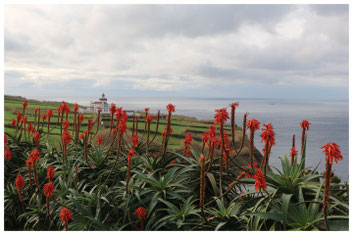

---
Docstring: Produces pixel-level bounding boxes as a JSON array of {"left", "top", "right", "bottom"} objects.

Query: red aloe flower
[
  {"left": 97, "top": 136, "right": 103, "bottom": 145},
  {"left": 44, "top": 181, "right": 55, "bottom": 215},
  {"left": 253, "top": 168, "right": 267, "bottom": 192},
  {"left": 62, "top": 130, "right": 71, "bottom": 159},
  {"left": 110, "top": 104, "right": 117, "bottom": 115},
  {"left": 135, "top": 206, "right": 147, "bottom": 230},
  {"left": 11, "top": 118, "right": 16, "bottom": 126},
  {"left": 42, "top": 113, "right": 47, "bottom": 122},
  {"left": 16, "top": 112, "right": 22, "bottom": 122},
  {"left": 109, "top": 104, "right": 117, "bottom": 130},
  {"left": 63, "top": 120, "right": 70, "bottom": 129},
  {"left": 161, "top": 104, "right": 176, "bottom": 155},
  {"left": 135, "top": 206, "right": 147, "bottom": 220},
  {"left": 80, "top": 134, "right": 85, "bottom": 140},
  {"left": 201, "top": 132, "right": 208, "bottom": 154},
  {"left": 128, "top": 148, "right": 137, "bottom": 160},
  {"left": 201, "top": 132, "right": 208, "bottom": 144},
  {"left": 79, "top": 113, "right": 84, "bottom": 123},
  {"left": 115, "top": 107, "right": 123, "bottom": 121},
  {"left": 29, "top": 149, "right": 40, "bottom": 162},
  {"left": 321, "top": 142, "right": 343, "bottom": 229},
  {"left": 87, "top": 119, "right": 93, "bottom": 132},
  {"left": 300, "top": 120, "right": 311, "bottom": 155},
  {"left": 22, "top": 100, "right": 28, "bottom": 109},
  {"left": 29, "top": 149, "right": 40, "bottom": 187},
  {"left": 184, "top": 133, "right": 193, "bottom": 146},
  {"left": 214, "top": 108, "right": 229, "bottom": 125},
  {"left": 62, "top": 130, "right": 71, "bottom": 145},
  {"left": 47, "top": 165, "right": 55, "bottom": 181},
  {"left": 229, "top": 102, "right": 239, "bottom": 144},
  {"left": 27, "top": 122, "right": 33, "bottom": 132},
  {"left": 247, "top": 119, "right": 260, "bottom": 131},
  {"left": 15, "top": 174, "right": 25, "bottom": 202},
  {"left": 47, "top": 109, "right": 53, "bottom": 118},
  {"left": 230, "top": 102, "right": 239, "bottom": 109},
  {"left": 246, "top": 119, "right": 260, "bottom": 166},
  {"left": 321, "top": 142, "right": 343, "bottom": 164},
  {"left": 15, "top": 174, "right": 24, "bottom": 190},
  {"left": 259, "top": 123, "right": 275, "bottom": 170},
  {"left": 118, "top": 120, "right": 127, "bottom": 135},
  {"left": 184, "top": 148, "right": 191, "bottom": 157},
  {"left": 300, "top": 120, "right": 310, "bottom": 130},
  {"left": 5, "top": 147, "right": 12, "bottom": 161},
  {"left": 290, "top": 147, "right": 298, "bottom": 164},
  {"left": 44, "top": 181, "right": 55, "bottom": 198},
  {"left": 74, "top": 103, "right": 79, "bottom": 111},
  {"left": 167, "top": 104, "right": 175, "bottom": 113},
  {"left": 33, "top": 132, "right": 40, "bottom": 149},
  {"left": 131, "top": 134, "right": 139, "bottom": 147},
  {"left": 146, "top": 115, "right": 153, "bottom": 123},
  {"left": 59, "top": 207, "right": 73, "bottom": 231},
  {"left": 64, "top": 107, "right": 71, "bottom": 115},
  {"left": 183, "top": 133, "right": 193, "bottom": 157}
]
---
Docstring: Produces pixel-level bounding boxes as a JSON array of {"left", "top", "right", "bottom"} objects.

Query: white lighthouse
[{"left": 88, "top": 93, "right": 110, "bottom": 113}]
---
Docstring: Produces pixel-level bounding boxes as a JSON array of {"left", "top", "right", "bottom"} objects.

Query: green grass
[{"left": 4, "top": 95, "right": 234, "bottom": 150}]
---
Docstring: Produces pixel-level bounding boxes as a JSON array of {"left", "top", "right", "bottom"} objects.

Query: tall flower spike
[
  {"left": 47, "top": 165, "right": 55, "bottom": 181},
  {"left": 131, "top": 134, "right": 139, "bottom": 147},
  {"left": 184, "top": 133, "right": 193, "bottom": 157},
  {"left": 97, "top": 136, "right": 103, "bottom": 145},
  {"left": 229, "top": 102, "right": 239, "bottom": 145},
  {"left": 59, "top": 207, "right": 73, "bottom": 231},
  {"left": 300, "top": 120, "right": 311, "bottom": 155},
  {"left": 247, "top": 119, "right": 260, "bottom": 166},
  {"left": 259, "top": 123, "right": 275, "bottom": 171},
  {"left": 321, "top": 142, "right": 343, "bottom": 230},
  {"left": 5, "top": 147, "right": 12, "bottom": 161},
  {"left": 15, "top": 174, "right": 25, "bottom": 202},
  {"left": 214, "top": 108, "right": 229, "bottom": 125},
  {"left": 167, "top": 104, "right": 175, "bottom": 113},
  {"left": 135, "top": 207, "right": 147, "bottom": 230},
  {"left": 44, "top": 181, "right": 55, "bottom": 215},
  {"left": 33, "top": 132, "right": 41, "bottom": 149},
  {"left": 253, "top": 168, "right": 267, "bottom": 192},
  {"left": 162, "top": 104, "right": 175, "bottom": 155}
]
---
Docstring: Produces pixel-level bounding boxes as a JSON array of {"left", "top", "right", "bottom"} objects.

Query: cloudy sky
[{"left": 4, "top": 4, "right": 349, "bottom": 100}]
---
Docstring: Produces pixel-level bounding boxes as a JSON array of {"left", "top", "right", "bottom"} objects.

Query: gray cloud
[{"left": 4, "top": 4, "right": 349, "bottom": 99}]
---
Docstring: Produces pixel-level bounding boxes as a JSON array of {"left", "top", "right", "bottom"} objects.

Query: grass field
[{"left": 4, "top": 95, "right": 237, "bottom": 150}]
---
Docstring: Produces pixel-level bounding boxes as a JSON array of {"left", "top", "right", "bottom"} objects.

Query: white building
[{"left": 87, "top": 93, "right": 110, "bottom": 113}]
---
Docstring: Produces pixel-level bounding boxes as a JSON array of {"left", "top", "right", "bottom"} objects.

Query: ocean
[{"left": 30, "top": 95, "right": 349, "bottom": 182}]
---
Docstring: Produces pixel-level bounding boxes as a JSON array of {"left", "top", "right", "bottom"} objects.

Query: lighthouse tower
[{"left": 88, "top": 93, "right": 110, "bottom": 113}]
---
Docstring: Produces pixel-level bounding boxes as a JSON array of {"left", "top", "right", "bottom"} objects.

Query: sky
[{"left": 4, "top": 4, "right": 349, "bottom": 100}]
